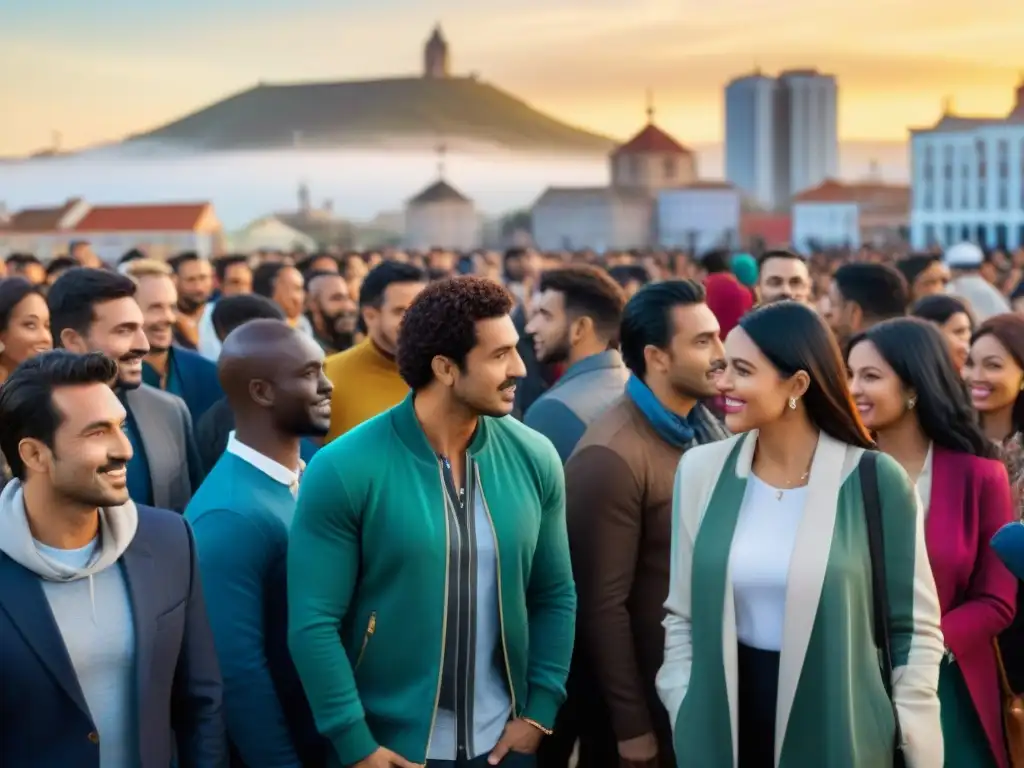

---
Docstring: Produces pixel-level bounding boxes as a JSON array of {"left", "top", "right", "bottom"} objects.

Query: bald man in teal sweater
[{"left": 185, "top": 320, "right": 334, "bottom": 767}]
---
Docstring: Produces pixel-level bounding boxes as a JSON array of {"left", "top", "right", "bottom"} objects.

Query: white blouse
[{"left": 729, "top": 474, "right": 807, "bottom": 652}]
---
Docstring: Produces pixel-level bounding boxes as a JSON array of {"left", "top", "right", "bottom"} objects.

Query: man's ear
[{"left": 59, "top": 328, "right": 88, "bottom": 353}]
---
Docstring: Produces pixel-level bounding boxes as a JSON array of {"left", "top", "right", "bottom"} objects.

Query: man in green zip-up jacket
[{"left": 288, "top": 276, "right": 576, "bottom": 768}]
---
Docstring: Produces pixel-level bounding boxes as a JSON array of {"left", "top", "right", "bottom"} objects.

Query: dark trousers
[
  {"left": 737, "top": 643, "right": 779, "bottom": 768},
  {"left": 429, "top": 752, "right": 536, "bottom": 768},
  {"left": 536, "top": 655, "right": 619, "bottom": 768}
]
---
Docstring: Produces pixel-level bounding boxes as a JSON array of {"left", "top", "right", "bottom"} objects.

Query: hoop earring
[{"left": 789, "top": 397, "right": 797, "bottom": 410}]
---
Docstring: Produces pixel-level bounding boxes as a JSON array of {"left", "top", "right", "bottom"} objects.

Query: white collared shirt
[{"left": 226, "top": 431, "right": 304, "bottom": 497}]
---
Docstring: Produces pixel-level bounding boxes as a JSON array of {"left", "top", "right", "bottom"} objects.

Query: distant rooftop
[
  {"left": 73, "top": 203, "right": 210, "bottom": 232},
  {"left": 793, "top": 179, "right": 910, "bottom": 214},
  {"left": 779, "top": 68, "right": 833, "bottom": 79},
  {"left": 409, "top": 179, "right": 470, "bottom": 205},
  {"left": 913, "top": 79, "right": 1024, "bottom": 134},
  {"left": 5, "top": 198, "right": 82, "bottom": 232}
]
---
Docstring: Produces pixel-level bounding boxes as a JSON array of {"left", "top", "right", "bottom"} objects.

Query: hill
[{"left": 123, "top": 76, "right": 616, "bottom": 155}]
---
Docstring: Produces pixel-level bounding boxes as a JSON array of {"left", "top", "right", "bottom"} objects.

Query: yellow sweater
[{"left": 324, "top": 340, "right": 410, "bottom": 442}]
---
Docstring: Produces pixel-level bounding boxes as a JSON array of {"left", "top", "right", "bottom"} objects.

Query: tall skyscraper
[
  {"left": 725, "top": 68, "right": 839, "bottom": 210},
  {"left": 725, "top": 72, "right": 779, "bottom": 210}
]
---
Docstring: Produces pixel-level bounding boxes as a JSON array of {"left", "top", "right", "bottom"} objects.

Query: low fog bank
[{"left": 0, "top": 142, "right": 908, "bottom": 229}]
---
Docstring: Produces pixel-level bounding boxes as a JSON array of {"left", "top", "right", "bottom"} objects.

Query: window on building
[
  {"left": 943, "top": 186, "right": 953, "bottom": 210},
  {"left": 924, "top": 224, "right": 936, "bottom": 245},
  {"left": 923, "top": 184, "right": 934, "bottom": 210},
  {"left": 996, "top": 224, "right": 1009, "bottom": 250},
  {"left": 977, "top": 139, "right": 987, "bottom": 210},
  {"left": 999, "top": 184, "right": 1009, "bottom": 211},
  {"left": 1019, "top": 224, "right": 1024, "bottom": 249},
  {"left": 976, "top": 224, "right": 988, "bottom": 247},
  {"left": 944, "top": 224, "right": 955, "bottom": 245},
  {"left": 961, "top": 162, "right": 970, "bottom": 208},
  {"left": 663, "top": 156, "right": 677, "bottom": 179},
  {"left": 961, "top": 224, "right": 971, "bottom": 241},
  {"left": 998, "top": 140, "right": 1009, "bottom": 178}
]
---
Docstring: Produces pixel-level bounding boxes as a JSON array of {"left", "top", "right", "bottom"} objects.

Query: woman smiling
[
  {"left": 849, "top": 318, "right": 1016, "bottom": 768},
  {"left": 657, "top": 302, "right": 943, "bottom": 767}
]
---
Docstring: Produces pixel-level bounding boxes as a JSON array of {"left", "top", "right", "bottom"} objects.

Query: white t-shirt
[{"left": 730, "top": 474, "right": 807, "bottom": 651}]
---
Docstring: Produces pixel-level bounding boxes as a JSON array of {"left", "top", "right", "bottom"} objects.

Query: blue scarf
[{"left": 626, "top": 374, "right": 697, "bottom": 448}]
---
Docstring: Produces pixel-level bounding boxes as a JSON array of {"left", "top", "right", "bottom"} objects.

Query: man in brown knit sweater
[{"left": 564, "top": 280, "right": 728, "bottom": 768}]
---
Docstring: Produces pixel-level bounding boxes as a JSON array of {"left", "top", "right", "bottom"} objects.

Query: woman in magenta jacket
[{"left": 849, "top": 318, "right": 1016, "bottom": 767}]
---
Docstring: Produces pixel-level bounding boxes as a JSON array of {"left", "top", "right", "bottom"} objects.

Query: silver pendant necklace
[{"left": 775, "top": 469, "right": 810, "bottom": 501}]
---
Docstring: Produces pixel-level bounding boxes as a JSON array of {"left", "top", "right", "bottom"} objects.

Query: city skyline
[{"left": 1, "top": 0, "right": 1021, "bottom": 155}]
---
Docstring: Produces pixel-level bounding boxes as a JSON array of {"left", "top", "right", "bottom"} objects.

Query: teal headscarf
[{"left": 730, "top": 253, "right": 758, "bottom": 287}]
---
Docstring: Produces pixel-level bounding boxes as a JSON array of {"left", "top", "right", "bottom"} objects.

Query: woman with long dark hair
[
  {"left": 962, "top": 313, "right": 1024, "bottom": 710},
  {"left": 965, "top": 313, "right": 1024, "bottom": 462},
  {"left": 910, "top": 294, "right": 974, "bottom": 371},
  {"left": 0, "top": 277, "right": 52, "bottom": 489},
  {"left": 849, "top": 318, "right": 1015, "bottom": 768},
  {"left": 657, "top": 302, "right": 944, "bottom": 767},
  {"left": 0, "top": 277, "right": 52, "bottom": 386}
]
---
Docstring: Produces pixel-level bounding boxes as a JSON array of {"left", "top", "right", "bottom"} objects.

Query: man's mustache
[
  {"left": 120, "top": 349, "right": 148, "bottom": 362},
  {"left": 98, "top": 460, "right": 128, "bottom": 473}
]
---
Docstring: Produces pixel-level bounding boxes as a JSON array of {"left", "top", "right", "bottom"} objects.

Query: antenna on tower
[
  {"left": 645, "top": 89, "right": 655, "bottom": 123},
  {"left": 436, "top": 141, "right": 447, "bottom": 179},
  {"left": 942, "top": 94, "right": 954, "bottom": 115}
]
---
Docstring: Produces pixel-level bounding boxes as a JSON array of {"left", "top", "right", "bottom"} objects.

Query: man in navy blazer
[{"left": 0, "top": 350, "right": 226, "bottom": 767}]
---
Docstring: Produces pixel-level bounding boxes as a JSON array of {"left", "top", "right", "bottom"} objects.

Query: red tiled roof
[
  {"left": 613, "top": 123, "right": 691, "bottom": 156},
  {"left": 793, "top": 179, "right": 909, "bottom": 206},
  {"left": 680, "top": 180, "right": 734, "bottom": 190},
  {"left": 73, "top": 203, "right": 209, "bottom": 233},
  {"left": 7, "top": 197, "right": 83, "bottom": 232}
]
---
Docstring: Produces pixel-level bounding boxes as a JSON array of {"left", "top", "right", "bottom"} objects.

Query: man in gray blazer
[{"left": 48, "top": 268, "right": 202, "bottom": 512}]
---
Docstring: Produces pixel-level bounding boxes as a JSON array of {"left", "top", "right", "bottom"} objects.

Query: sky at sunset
[{"left": 1, "top": 0, "right": 1021, "bottom": 155}]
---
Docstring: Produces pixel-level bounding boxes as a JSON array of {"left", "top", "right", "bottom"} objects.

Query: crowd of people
[{"left": 0, "top": 237, "right": 1023, "bottom": 768}]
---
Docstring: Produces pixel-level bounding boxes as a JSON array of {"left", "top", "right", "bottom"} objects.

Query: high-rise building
[
  {"left": 725, "top": 72, "right": 778, "bottom": 210},
  {"left": 779, "top": 70, "right": 839, "bottom": 199},
  {"left": 725, "top": 68, "right": 838, "bottom": 210}
]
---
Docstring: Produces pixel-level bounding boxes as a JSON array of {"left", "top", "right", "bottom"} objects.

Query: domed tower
[{"left": 424, "top": 24, "right": 450, "bottom": 79}]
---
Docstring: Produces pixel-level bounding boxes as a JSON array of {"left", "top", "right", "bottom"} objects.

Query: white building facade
[
  {"left": 404, "top": 180, "right": 480, "bottom": 250},
  {"left": 231, "top": 216, "right": 318, "bottom": 253},
  {"left": 792, "top": 201, "right": 860, "bottom": 251},
  {"left": 910, "top": 83, "right": 1024, "bottom": 250},
  {"left": 724, "top": 69, "right": 838, "bottom": 209},
  {"left": 657, "top": 184, "right": 741, "bottom": 252},
  {"left": 532, "top": 188, "right": 651, "bottom": 252}
]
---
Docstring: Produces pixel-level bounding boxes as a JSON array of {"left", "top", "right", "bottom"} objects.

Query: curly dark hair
[{"left": 397, "top": 276, "right": 513, "bottom": 391}]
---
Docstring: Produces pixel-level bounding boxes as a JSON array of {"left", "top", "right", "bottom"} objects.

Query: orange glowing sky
[{"left": 0, "top": 0, "right": 1021, "bottom": 155}]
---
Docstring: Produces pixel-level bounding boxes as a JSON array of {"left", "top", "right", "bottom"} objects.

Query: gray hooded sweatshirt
[{"left": 0, "top": 480, "right": 140, "bottom": 767}]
